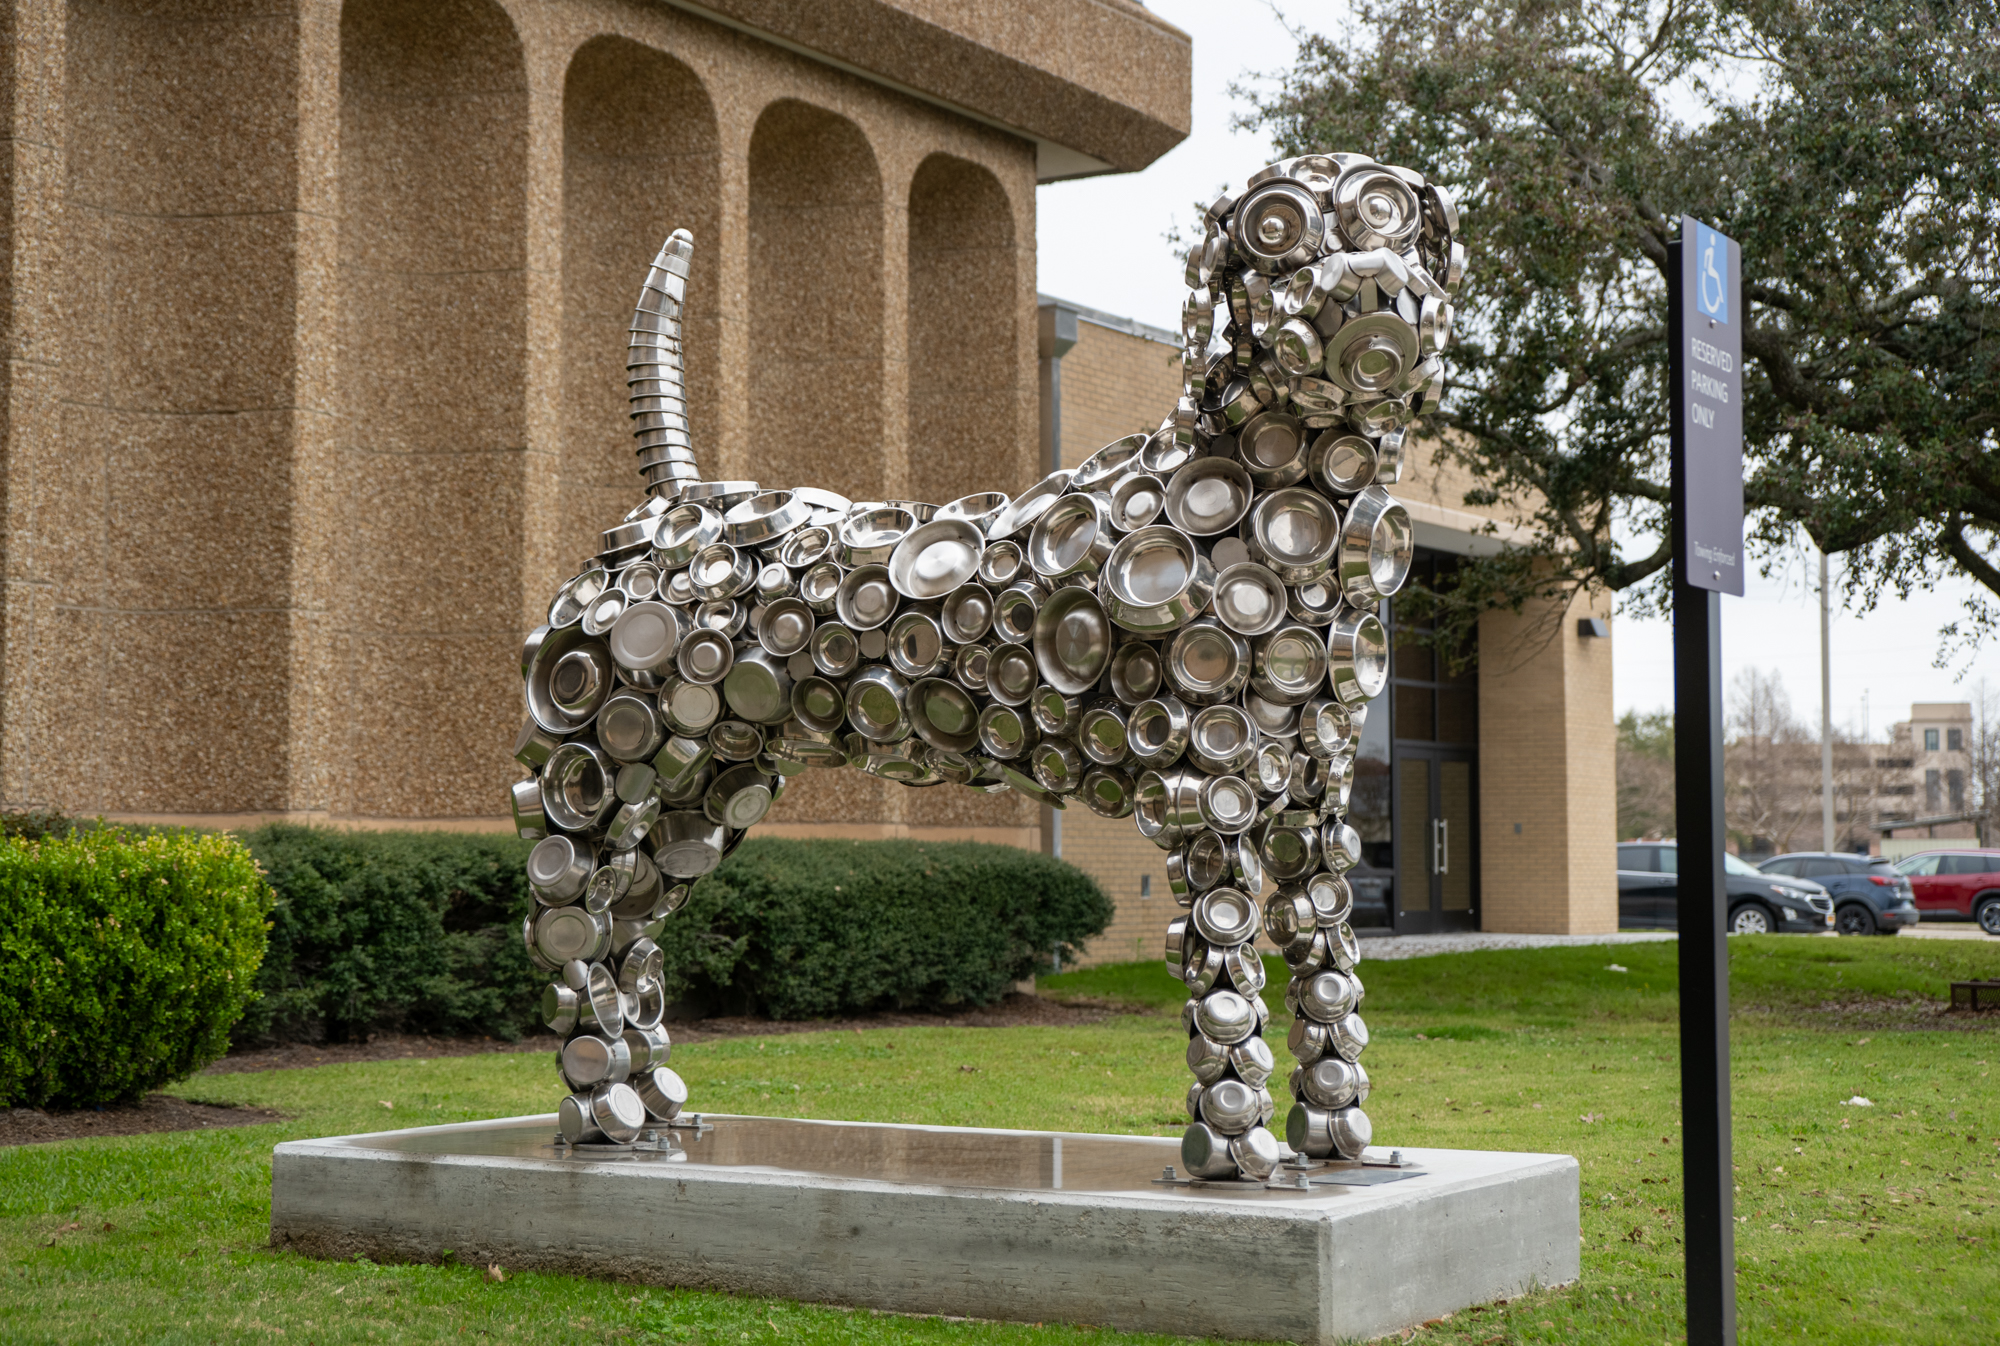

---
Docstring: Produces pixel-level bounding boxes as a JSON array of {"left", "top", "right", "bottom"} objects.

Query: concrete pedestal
[{"left": 271, "top": 1114, "right": 1579, "bottom": 1343}]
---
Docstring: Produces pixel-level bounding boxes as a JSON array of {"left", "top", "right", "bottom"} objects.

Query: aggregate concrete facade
[
  {"left": 0, "top": 0, "right": 1189, "bottom": 833},
  {"left": 272, "top": 1114, "right": 1582, "bottom": 1344}
]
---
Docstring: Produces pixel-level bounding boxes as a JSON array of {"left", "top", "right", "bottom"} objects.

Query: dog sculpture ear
[{"left": 516, "top": 154, "right": 1462, "bottom": 1163}]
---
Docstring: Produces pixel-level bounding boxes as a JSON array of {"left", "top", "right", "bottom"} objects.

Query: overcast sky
[{"left": 1033, "top": 0, "right": 1994, "bottom": 738}]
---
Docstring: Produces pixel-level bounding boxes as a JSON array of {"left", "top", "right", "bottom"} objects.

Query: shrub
[
  {"left": 659, "top": 838, "right": 1115, "bottom": 1019},
  {"left": 0, "top": 829, "right": 272, "bottom": 1107},
  {"left": 234, "top": 825, "right": 542, "bottom": 1045}
]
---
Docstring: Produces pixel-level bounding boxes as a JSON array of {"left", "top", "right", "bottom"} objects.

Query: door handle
[{"left": 1437, "top": 819, "right": 1449, "bottom": 876}]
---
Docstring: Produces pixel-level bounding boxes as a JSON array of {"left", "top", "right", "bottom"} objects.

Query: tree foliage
[{"left": 1245, "top": 0, "right": 2000, "bottom": 650}]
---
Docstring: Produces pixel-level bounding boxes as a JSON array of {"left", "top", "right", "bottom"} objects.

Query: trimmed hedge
[
  {"left": 655, "top": 838, "right": 1114, "bottom": 1020},
  {"left": 235, "top": 825, "right": 542, "bottom": 1046},
  {"left": 0, "top": 829, "right": 271, "bottom": 1107}
]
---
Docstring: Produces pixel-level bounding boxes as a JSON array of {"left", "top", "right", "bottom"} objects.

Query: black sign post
[{"left": 1669, "top": 215, "right": 1743, "bottom": 1346}]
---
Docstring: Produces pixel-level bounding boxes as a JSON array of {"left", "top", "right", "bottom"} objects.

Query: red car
[{"left": 1893, "top": 850, "right": 2000, "bottom": 935}]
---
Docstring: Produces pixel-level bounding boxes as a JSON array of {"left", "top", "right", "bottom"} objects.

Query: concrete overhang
[{"left": 658, "top": 0, "right": 1192, "bottom": 180}]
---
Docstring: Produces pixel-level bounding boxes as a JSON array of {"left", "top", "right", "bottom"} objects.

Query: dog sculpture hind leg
[{"left": 512, "top": 154, "right": 1464, "bottom": 1179}]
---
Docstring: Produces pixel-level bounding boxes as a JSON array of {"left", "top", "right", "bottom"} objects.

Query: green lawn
[{"left": 2, "top": 937, "right": 1995, "bottom": 1344}]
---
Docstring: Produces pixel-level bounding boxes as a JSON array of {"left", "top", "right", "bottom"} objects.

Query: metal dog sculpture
[{"left": 511, "top": 153, "right": 1462, "bottom": 1180}]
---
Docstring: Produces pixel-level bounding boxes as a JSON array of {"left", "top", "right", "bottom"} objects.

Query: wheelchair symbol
[{"left": 1696, "top": 224, "right": 1728, "bottom": 322}]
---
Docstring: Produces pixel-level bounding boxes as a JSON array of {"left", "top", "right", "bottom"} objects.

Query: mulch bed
[
  {"left": 2, "top": 994, "right": 1127, "bottom": 1148},
  {"left": 0, "top": 1094, "right": 286, "bottom": 1148}
]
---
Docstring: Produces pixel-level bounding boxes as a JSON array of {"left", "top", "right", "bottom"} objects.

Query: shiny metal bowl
[
  {"left": 1127, "top": 695, "right": 1192, "bottom": 767},
  {"left": 1164, "top": 619, "right": 1251, "bottom": 704},
  {"left": 908, "top": 677, "right": 979, "bottom": 753},
  {"left": 1236, "top": 410, "right": 1310, "bottom": 489},
  {"left": 527, "top": 625, "right": 613, "bottom": 735},
  {"left": 809, "top": 622, "right": 860, "bottom": 678},
  {"left": 654, "top": 504, "right": 722, "bottom": 568},
  {"left": 845, "top": 666, "right": 911, "bottom": 742},
  {"left": 1188, "top": 703, "right": 1259, "bottom": 774},
  {"left": 1164, "top": 457, "right": 1254, "bottom": 537},
  {"left": 937, "top": 490, "right": 1011, "bottom": 533},
  {"left": 1031, "top": 584, "right": 1113, "bottom": 695},
  {"left": 1192, "top": 886, "right": 1258, "bottom": 945},
  {"left": 675, "top": 628, "right": 734, "bottom": 685},
  {"left": 1107, "top": 640, "right": 1165, "bottom": 705},
  {"left": 1337, "top": 485, "right": 1414, "bottom": 606},
  {"left": 983, "top": 470, "right": 1072, "bottom": 541},
  {"left": 1079, "top": 765, "right": 1135, "bottom": 818},
  {"left": 835, "top": 564, "right": 898, "bottom": 631},
  {"left": 991, "top": 579, "right": 1045, "bottom": 645},
  {"left": 1071, "top": 433, "right": 1148, "bottom": 490},
  {"left": 1310, "top": 431, "right": 1379, "bottom": 495},
  {"left": 977, "top": 538, "right": 1025, "bottom": 586},
  {"left": 986, "top": 642, "right": 1038, "bottom": 706},
  {"left": 1210, "top": 562, "right": 1287, "bottom": 637},
  {"left": 1102, "top": 526, "right": 1214, "bottom": 634},
  {"left": 722, "top": 489, "right": 810, "bottom": 546},
  {"left": 1027, "top": 492, "right": 1115, "bottom": 579},
  {"left": 776, "top": 523, "right": 835, "bottom": 568},
  {"left": 940, "top": 582, "right": 993, "bottom": 644},
  {"left": 1245, "top": 487, "right": 1340, "bottom": 583},
  {"left": 838, "top": 506, "right": 917, "bottom": 566},
  {"left": 975, "top": 702, "right": 1035, "bottom": 759},
  {"left": 887, "top": 610, "right": 949, "bottom": 678},
  {"left": 689, "top": 542, "right": 755, "bottom": 602},
  {"left": 757, "top": 596, "right": 815, "bottom": 658},
  {"left": 1327, "top": 609, "right": 1390, "bottom": 705},
  {"left": 1077, "top": 702, "right": 1130, "bottom": 766},
  {"left": 888, "top": 518, "right": 985, "bottom": 600},
  {"left": 1252, "top": 623, "right": 1330, "bottom": 705},
  {"left": 1107, "top": 472, "right": 1168, "bottom": 533},
  {"left": 1196, "top": 774, "right": 1260, "bottom": 834}
]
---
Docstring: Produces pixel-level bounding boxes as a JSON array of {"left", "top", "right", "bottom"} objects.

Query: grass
[{"left": 1, "top": 937, "right": 1995, "bottom": 1344}]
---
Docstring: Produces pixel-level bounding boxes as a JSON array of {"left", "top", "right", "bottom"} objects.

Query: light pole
[{"left": 1821, "top": 548, "right": 1834, "bottom": 852}]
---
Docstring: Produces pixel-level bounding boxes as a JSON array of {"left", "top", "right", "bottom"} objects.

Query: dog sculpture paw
[{"left": 511, "top": 154, "right": 1463, "bottom": 1175}]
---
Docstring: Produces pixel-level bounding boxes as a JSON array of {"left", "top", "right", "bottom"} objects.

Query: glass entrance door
[{"left": 1394, "top": 746, "right": 1478, "bottom": 932}]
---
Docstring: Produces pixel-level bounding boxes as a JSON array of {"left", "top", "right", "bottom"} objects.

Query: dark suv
[
  {"left": 1759, "top": 852, "right": 1920, "bottom": 936},
  {"left": 1894, "top": 851, "right": 2000, "bottom": 935},
  {"left": 1616, "top": 842, "right": 1835, "bottom": 933}
]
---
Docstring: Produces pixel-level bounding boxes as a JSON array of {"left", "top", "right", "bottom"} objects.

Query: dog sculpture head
[{"left": 511, "top": 154, "right": 1463, "bottom": 1170}]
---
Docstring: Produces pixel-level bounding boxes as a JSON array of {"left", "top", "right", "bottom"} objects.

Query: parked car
[
  {"left": 1615, "top": 842, "right": 1835, "bottom": 933},
  {"left": 1759, "top": 852, "right": 1920, "bottom": 936},
  {"left": 1892, "top": 850, "right": 2000, "bottom": 935}
]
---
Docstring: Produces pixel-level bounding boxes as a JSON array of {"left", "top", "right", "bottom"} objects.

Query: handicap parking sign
[{"left": 1695, "top": 221, "right": 1729, "bottom": 324}]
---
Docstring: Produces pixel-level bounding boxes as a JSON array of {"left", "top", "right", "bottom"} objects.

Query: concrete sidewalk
[
  {"left": 1354, "top": 930, "right": 1677, "bottom": 961},
  {"left": 1894, "top": 924, "right": 1998, "bottom": 941}
]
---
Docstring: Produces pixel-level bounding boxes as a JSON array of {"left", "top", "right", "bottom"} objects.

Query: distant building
[{"left": 1872, "top": 703, "right": 1978, "bottom": 857}]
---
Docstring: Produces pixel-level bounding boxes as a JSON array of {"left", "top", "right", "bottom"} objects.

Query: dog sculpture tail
[{"left": 627, "top": 230, "right": 699, "bottom": 498}]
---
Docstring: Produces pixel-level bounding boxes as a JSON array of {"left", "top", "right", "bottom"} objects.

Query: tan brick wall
[{"left": 1476, "top": 583, "right": 1618, "bottom": 932}]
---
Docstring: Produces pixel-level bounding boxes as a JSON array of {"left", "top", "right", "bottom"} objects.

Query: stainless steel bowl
[
  {"left": 1236, "top": 410, "right": 1310, "bottom": 489},
  {"left": 1168, "top": 830, "right": 1228, "bottom": 896},
  {"left": 1196, "top": 774, "right": 1260, "bottom": 834},
  {"left": 1079, "top": 765, "right": 1135, "bottom": 818},
  {"left": 1322, "top": 819, "right": 1364, "bottom": 874},
  {"left": 1141, "top": 421, "right": 1198, "bottom": 476},
  {"left": 1337, "top": 486, "right": 1414, "bottom": 606},
  {"left": 1298, "top": 697, "right": 1354, "bottom": 758},
  {"left": 580, "top": 587, "right": 628, "bottom": 639},
  {"left": 1188, "top": 703, "right": 1258, "bottom": 774},
  {"left": 1230, "top": 1125, "right": 1281, "bottom": 1180},
  {"left": 991, "top": 580, "right": 1044, "bottom": 645},
  {"left": 1328, "top": 1011, "right": 1369, "bottom": 1064},
  {"left": 635, "top": 1066, "right": 689, "bottom": 1122},
  {"left": 1310, "top": 431, "right": 1379, "bottom": 495},
  {"left": 1192, "top": 886, "right": 1258, "bottom": 945},
  {"left": 548, "top": 568, "right": 609, "bottom": 629},
  {"left": 1252, "top": 624, "right": 1330, "bottom": 705},
  {"left": 542, "top": 981, "right": 580, "bottom": 1034},
  {"left": 1030, "top": 739, "right": 1084, "bottom": 794},
  {"left": 654, "top": 504, "right": 722, "bottom": 568},
  {"left": 543, "top": 742, "right": 617, "bottom": 832},
  {"left": 1164, "top": 458, "right": 1254, "bottom": 537},
  {"left": 986, "top": 643, "right": 1038, "bottom": 706},
  {"left": 977, "top": 538, "right": 1025, "bottom": 586},
  {"left": 689, "top": 542, "right": 755, "bottom": 602},
  {"left": 1107, "top": 640, "right": 1165, "bottom": 705},
  {"left": 1027, "top": 493, "right": 1115, "bottom": 579},
  {"left": 940, "top": 583, "right": 994, "bottom": 643},
  {"left": 776, "top": 524, "right": 835, "bottom": 568},
  {"left": 608, "top": 601, "right": 685, "bottom": 679},
  {"left": 1077, "top": 702, "right": 1130, "bottom": 765},
  {"left": 1301, "top": 969, "right": 1357, "bottom": 1023},
  {"left": 1260, "top": 824, "right": 1321, "bottom": 882},
  {"left": 535, "top": 903, "right": 610, "bottom": 964},
  {"left": 790, "top": 674, "right": 847, "bottom": 733},
  {"left": 675, "top": 628, "right": 734, "bottom": 685},
  {"left": 983, "top": 470, "right": 1072, "bottom": 540},
  {"left": 1245, "top": 488, "right": 1340, "bottom": 583},
  {"left": 839, "top": 506, "right": 917, "bottom": 566},
  {"left": 1107, "top": 472, "right": 1168, "bottom": 533},
  {"left": 596, "top": 688, "right": 666, "bottom": 765},
  {"left": 1327, "top": 608, "right": 1390, "bottom": 705},
  {"left": 1229, "top": 1035, "right": 1276, "bottom": 1087},
  {"left": 704, "top": 762, "right": 775, "bottom": 830},
  {"left": 798, "top": 559, "right": 844, "bottom": 614},
  {"left": 845, "top": 666, "right": 911, "bottom": 741},
  {"left": 1305, "top": 871, "right": 1354, "bottom": 925},
  {"left": 1289, "top": 575, "right": 1343, "bottom": 625},
  {"left": 1164, "top": 620, "right": 1250, "bottom": 704},
  {"left": 1327, "top": 1104, "right": 1371, "bottom": 1159},
  {"left": 1180, "top": 1122, "right": 1240, "bottom": 1179},
  {"left": 1285, "top": 1102, "right": 1336, "bottom": 1159},
  {"left": 1186, "top": 1031, "right": 1229, "bottom": 1084},
  {"left": 528, "top": 833, "right": 594, "bottom": 902},
  {"left": 809, "top": 622, "right": 861, "bottom": 678},
  {"left": 1210, "top": 562, "right": 1287, "bottom": 637},
  {"left": 952, "top": 642, "right": 991, "bottom": 693},
  {"left": 650, "top": 810, "right": 728, "bottom": 879},
  {"left": 1199, "top": 1077, "right": 1259, "bottom": 1134},
  {"left": 562, "top": 1031, "right": 633, "bottom": 1090},
  {"left": 527, "top": 626, "right": 614, "bottom": 735},
  {"left": 1244, "top": 688, "right": 1301, "bottom": 739},
  {"left": 1132, "top": 768, "right": 1201, "bottom": 847},
  {"left": 887, "top": 610, "right": 949, "bottom": 678},
  {"left": 723, "top": 490, "right": 811, "bottom": 546},
  {"left": 622, "top": 1023, "right": 671, "bottom": 1072},
  {"left": 1031, "top": 585, "right": 1113, "bottom": 695},
  {"left": 888, "top": 519, "right": 984, "bottom": 600},
  {"left": 1071, "top": 433, "right": 1147, "bottom": 490},
  {"left": 1029, "top": 684, "right": 1083, "bottom": 737},
  {"left": 1262, "top": 885, "right": 1317, "bottom": 953},
  {"left": 975, "top": 702, "right": 1035, "bottom": 759},
  {"left": 757, "top": 596, "right": 815, "bottom": 659},
  {"left": 1127, "top": 695, "right": 1192, "bottom": 767},
  {"left": 937, "top": 491, "right": 1011, "bottom": 533},
  {"left": 835, "top": 564, "right": 898, "bottom": 631},
  {"left": 907, "top": 677, "right": 979, "bottom": 752}
]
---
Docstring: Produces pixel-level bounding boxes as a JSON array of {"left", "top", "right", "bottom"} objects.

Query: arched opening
[
  {"left": 906, "top": 154, "right": 1019, "bottom": 507},
  {"left": 747, "top": 100, "right": 883, "bottom": 500},
  {"left": 561, "top": 37, "right": 719, "bottom": 565},
  {"left": 333, "top": 0, "right": 528, "bottom": 816}
]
